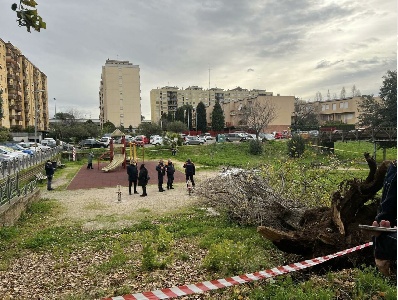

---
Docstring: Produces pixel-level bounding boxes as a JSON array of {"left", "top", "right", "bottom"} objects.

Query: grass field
[{"left": 1, "top": 140, "right": 396, "bottom": 299}]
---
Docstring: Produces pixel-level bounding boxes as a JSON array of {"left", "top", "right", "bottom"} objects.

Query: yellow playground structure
[{"left": 100, "top": 136, "right": 143, "bottom": 172}]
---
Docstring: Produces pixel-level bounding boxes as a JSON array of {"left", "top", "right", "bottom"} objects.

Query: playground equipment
[{"left": 100, "top": 135, "right": 145, "bottom": 172}]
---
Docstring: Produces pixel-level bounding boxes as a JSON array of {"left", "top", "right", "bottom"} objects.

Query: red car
[
  {"left": 274, "top": 132, "right": 285, "bottom": 139},
  {"left": 133, "top": 136, "right": 145, "bottom": 147},
  {"left": 135, "top": 135, "right": 149, "bottom": 144}
]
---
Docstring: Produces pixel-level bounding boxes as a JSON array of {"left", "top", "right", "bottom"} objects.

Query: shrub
[
  {"left": 287, "top": 134, "right": 305, "bottom": 157},
  {"left": 202, "top": 239, "right": 247, "bottom": 274},
  {"left": 248, "top": 140, "right": 263, "bottom": 155}
]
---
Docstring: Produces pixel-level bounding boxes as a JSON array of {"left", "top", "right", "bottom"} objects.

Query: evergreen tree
[
  {"left": 196, "top": 102, "right": 207, "bottom": 133},
  {"left": 211, "top": 100, "right": 225, "bottom": 131},
  {"left": 358, "top": 70, "right": 397, "bottom": 127},
  {"left": 379, "top": 70, "right": 397, "bottom": 127}
]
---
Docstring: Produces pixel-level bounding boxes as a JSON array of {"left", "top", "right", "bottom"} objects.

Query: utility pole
[{"left": 208, "top": 67, "right": 211, "bottom": 106}]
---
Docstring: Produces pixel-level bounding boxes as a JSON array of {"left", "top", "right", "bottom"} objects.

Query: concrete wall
[{"left": 0, "top": 189, "right": 40, "bottom": 226}]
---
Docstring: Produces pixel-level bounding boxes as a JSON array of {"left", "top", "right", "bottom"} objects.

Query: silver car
[{"left": 184, "top": 136, "right": 204, "bottom": 145}]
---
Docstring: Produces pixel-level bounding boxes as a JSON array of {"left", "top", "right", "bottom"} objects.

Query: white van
[
  {"left": 99, "top": 136, "right": 112, "bottom": 147},
  {"left": 151, "top": 136, "right": 163, "bottom": 145}
]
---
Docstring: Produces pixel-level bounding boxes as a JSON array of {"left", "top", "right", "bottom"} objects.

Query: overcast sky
[{"left": 1, "top": 0, "right": 396, "bottom": 120}]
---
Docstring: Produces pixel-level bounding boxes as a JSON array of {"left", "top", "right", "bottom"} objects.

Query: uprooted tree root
[{"left": 196, "top": 154, "right": 390, "bottom": 268}]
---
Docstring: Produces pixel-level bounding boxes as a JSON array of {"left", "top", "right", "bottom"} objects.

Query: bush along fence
[{"left": 0, "top": 148, "right": 61, "bottom": 207}]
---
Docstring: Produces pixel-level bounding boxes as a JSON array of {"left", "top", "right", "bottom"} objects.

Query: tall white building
[{"left": 99, "top": 59, "right": 141, "bottom": 129}]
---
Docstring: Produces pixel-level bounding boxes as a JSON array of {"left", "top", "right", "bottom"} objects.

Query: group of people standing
[
  {"left": 126, "top": 158, "right": 195, "bottom": 196},
  {"left": 126, "top": 161, "right": 150, "bottom": 197}
]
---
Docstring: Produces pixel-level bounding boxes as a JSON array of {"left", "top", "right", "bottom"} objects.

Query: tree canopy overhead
[{"left": 11, "top": 0, "right": 46, "bottom": 32}]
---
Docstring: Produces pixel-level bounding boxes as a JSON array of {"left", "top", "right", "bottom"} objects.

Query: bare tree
[
  {"left": 315, "top": 91, "right": 323, "bottom": 101},
  {"left": 340, "top": 86, "right": 346, "bottom": 99},
  {"left": 240, "top": 98, "right": 277, "bottom": 139}
]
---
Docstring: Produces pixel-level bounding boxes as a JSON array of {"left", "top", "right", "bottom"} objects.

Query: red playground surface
[{"left": 66, "top": 160, "right": 186, "bottom": 190}]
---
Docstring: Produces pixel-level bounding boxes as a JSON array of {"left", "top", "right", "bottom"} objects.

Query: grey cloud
[{"left": 315, "top": 60, "right": 344, "bottom": 69}]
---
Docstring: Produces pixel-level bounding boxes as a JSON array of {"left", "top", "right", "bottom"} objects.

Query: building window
[
  {"left": 339, "top": 102, "right": 344, "bottom": 108},
  {"left": 344, "top": 102, "right": 348, "bottom": 108},
  {"left": 332, "top": 103, "right": 336, "bottom": 110}
]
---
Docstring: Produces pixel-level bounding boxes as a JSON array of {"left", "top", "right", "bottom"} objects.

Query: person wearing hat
[
  {"left": 156, "top": 159, "right": 166, "bottom": 192},
  {"left": 138, "top": 163, "right": 149, "bottom": 197},
  {"left": 165, "top": 158, "right": 175, "bottom": 190},
  {"left": 183, "top": 158, "right": 196, "bottom": 187},
  {"left": 127, "top": 160, "right": 139, "bottom": 195}
]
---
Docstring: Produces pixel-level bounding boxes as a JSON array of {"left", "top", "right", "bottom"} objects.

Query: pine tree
[
  {"left": 211, "top": 100, "right": 225, "bottom": 131},
  {"left": 196, "top": 102, "right": 207, "bottom": 133}
]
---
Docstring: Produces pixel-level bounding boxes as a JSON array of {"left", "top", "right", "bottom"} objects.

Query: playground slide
[{"left": 101, "top": 154, "right": 125, "bottom": 172}]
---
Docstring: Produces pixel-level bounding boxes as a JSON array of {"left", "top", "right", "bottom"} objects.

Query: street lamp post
[{"left": 54, "top": 97, "right": 56, "bottom": 118}]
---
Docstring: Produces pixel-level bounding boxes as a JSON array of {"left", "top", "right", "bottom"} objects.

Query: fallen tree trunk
[{"left": 257, "top": 153, "right": 391, "bottom": 262}]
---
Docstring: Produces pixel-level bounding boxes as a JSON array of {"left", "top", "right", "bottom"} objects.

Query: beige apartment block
[
  {"left": 295, "top": 96, "right": 380, "bottom": 126},
  {"left": 0, "top": 38, "right": 10, "bottom": 128},
  {"left": 99, "top": 59, "right": 141, "bottom": 129},
  {"left": 207, "top": 94, "right": 295, "bottom": 133},
  {"left": 150, "top": 86, "right": 272, "bottom": 124},
  {"left": 1, "top": 39, "right": 48, "bottom": 131}
]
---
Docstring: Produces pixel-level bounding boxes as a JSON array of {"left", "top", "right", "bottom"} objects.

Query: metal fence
[
  {"left": 0, "top": 147, "right": 61, "bottom": 179},
  {"left": 0, "top": 147, "right": 61, "bottom": 207}
]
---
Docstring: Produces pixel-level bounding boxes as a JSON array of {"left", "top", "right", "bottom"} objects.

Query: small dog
[{"left": 186, "top": 179, "right": 193, "bottom": 195}]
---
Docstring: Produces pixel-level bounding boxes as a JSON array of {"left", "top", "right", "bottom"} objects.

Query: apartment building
[
  {"left": 150, "top": 85, "right": 272, "bottom": 123},
  {"left": 0, "top": 38, "right": 48, "bottom": 132},
  {"left": 207, "top": 94, "right": 295, "bottom": 133},
  {"left": 99, "top": 59, "right": 141, "bottom": 129},
  {"left": 294, "top": 96, "right": 379, "bottom": 126}
]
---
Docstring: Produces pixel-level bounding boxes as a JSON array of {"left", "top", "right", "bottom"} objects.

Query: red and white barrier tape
[{"left": 103, "top": 242, "right": 372, "bottom": 300}]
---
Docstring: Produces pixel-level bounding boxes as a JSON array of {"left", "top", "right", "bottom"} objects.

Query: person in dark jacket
[
  {"left": 165, "top": 159, "right": 175, "bottom": 190},
  {"left": 138, "top": 163, "right": 149, "bottom": 197},
  {"left": 127, "top": 160, "right": 139, "bottom": 195},
  {"left": 156, "top": 159, "right": 166, "bottom": 192},
  {"left": 371, "top": 160, "right": 397, "bottom": 276},
  {"left": 87, "top": 152, "right": 94, "bottom": 169},
  {"left": 183, "top": 158, "right": 195, "bottom": 187},
  {"left": 45, "top": 160, "right": 54, "bottom": 191}
]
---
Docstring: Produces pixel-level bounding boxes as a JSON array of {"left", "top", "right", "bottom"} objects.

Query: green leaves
[{"left": 12, "top": 0, "right": 46, "bottom": 32}]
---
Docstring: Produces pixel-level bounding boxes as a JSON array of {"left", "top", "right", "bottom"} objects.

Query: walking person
[
  {"left": 45, "top": 160, "right": 54, "bottom": 191},
  {"left": 183, "top": 158, "right": 196, "bottom": 187},
  {"left": 165, "top": 159, "right": 175, "bottom": 190},
  {"left": 156, "top": 159, "right": 166, "bottom": 192},
  {"left": 127, "top": 160, "right": 139, "bottom": 195},
  {"left": 87, "top": 152, "right": 94, "bottom": 169},
  {"left": 138, "top": 163, "right": 149, "bottom": 197}
]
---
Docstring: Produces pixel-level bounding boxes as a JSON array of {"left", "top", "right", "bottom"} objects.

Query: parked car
[
  {"left": 183, "top": 136, "right": 204, "bottom": 145},
  {"left": 274, "top": 132, "right": 285, "bottom": 139},
  {"left": 135, "top": 135, "right": 149, "bottom": 144},
  {"left": 151, "top": 136, "right": 163, "bottom": 145},
  {"left": 0, "top": 145, "right": 27, "bottom": 159},
  {"left": 99, "top": 136, "right": 112, "bottom": 147},
  {"left": 133, "top": 136, "right": 145, "bottom": 147},
  {"left": 41, "top": 138, "right": 57, "bottom": 147},
  {"left": 3, "top": 143, "right": 34, "bottom": 155},
  {"left": 150, "top": 135, "right": 161, "bottom": 144},
  {"left": 79, "top": 139, "right": 104, "bottom": 149},
  {"left": 260, "top": 133, "right": 275, "bottom": 141},
  {"left": 224, "top": 133, "right": 246, "bottom": 142}
]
